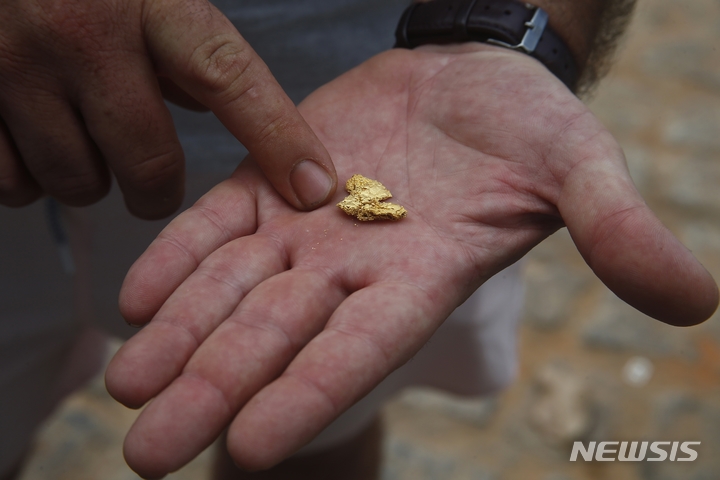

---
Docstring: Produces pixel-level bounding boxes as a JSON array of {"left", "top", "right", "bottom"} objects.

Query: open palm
[{"left": 106, "top": 44, "right": 718, "bottom": 478}]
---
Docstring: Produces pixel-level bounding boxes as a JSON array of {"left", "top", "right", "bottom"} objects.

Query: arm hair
[{"left": 576, "top": 0, "right": 638, "bottom": 97}]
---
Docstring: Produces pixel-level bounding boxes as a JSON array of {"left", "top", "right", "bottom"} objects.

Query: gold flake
[{"left": 337, "top": 174, "right": 407, "bottom": 221}]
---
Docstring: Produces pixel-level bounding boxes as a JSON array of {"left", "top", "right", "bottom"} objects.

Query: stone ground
[{"left": 16, "top": 0, "right": 720, "bottom": 478}]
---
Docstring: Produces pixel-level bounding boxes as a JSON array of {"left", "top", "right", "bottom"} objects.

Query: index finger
[
  {"left": 225, "top": 281, "right": 450, "bottom": 471},
  {"left": 143, "top": 0, "right": 337, "bottom": 210}
]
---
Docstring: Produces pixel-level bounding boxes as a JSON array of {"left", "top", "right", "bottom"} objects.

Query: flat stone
[
  {"left": 588, "top": 79, "right": 656, "bottom": 135},
  {"left": 581, "top": 293, "right": 697, "bottom": 359},
  {"left": 622, "top": 143, "right": 654, "bottom": 196},
  {"left": 635, "top": 0, "right": 719, "bottom": 30},
  {"left": 383, "top": 389, "right": 509, "bottom": 480},
  {"left": 656, "top": 153, "right": 720, "bottom": 213},
  {"left": 663, "top": 97, "right": 720, "bottom": 151},
  {"left": 527, "top": 362, "right": 595, "bottom": 446},
  {"left": 382, "top": 437, "right": 498, "bottom": 480},
  {"left": 529, "top": 229, "right": 583, "bottom": 265},
  {"left": 543, "top": 475, "right": 576, "bottom": 480},
  {"left": 640, "top": 392, "right": 720, "bottom": 480},
  {"left": 396, "top": 388, "right": 498, "bottom": 429},
  {"left": 642, "top": 41, "right": 720, "bottom": 93},
  {"left": 18, "top": 358, "right": 216, "bottom": 480},
  {"left": 681, "top": 222, "right": 720, "bottom": 253}
]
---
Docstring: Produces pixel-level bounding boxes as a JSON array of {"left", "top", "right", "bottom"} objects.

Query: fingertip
[
  {"left": 117, "top": 147, "right": 185, "bottom": 220},
  {"left": 614, "top": 277, "right": 718, "bottom": 327},
  {"left": 123, "top": 414, "right": 169, "bottom": 480},
  {"left": 656, "top": 264, "right": 719, "bottom": 327},
  {"left": 225, "top": 376, "right": 330, "bottom": 472},
  {"left": 226, "top": 429, "right": 280, "bottom": 473},
  {"left": 225, "top": 402, "right": 280, "bottom": 472},
  {"left": 288, "top": 158, "right": 336, "bottom": 210},
  {"left": 122, "top": 183, "right": 184, "bottom": 220},
  {"left": 587, "top": 217, "right": 720, "bottom": 327},
  {"left": 104, "top": 345, "right": 150, "bottom": 410},
  {"left": 123, "top": 375, "right": 231, "bottom": 478},
  {"left": 123, "top": 433, "right": 168, "bottom": 480},
  {"left": 119, "top": 268, "right": 158, "bottom": 327}
]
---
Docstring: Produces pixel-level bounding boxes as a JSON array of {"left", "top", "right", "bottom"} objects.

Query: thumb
[
  {"left": 558, "top": 137, "right": 718, "bottom": 326},
  {"left": 143, "top": 0, "right": 336, "bottom": 210}
]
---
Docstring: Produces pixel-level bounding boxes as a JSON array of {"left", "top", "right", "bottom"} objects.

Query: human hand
[
  {"left": 0, "top": 0, "right": 335, "bottom": 218},
  {"left": 106, "top": 44, "right": 718, "bottom": 477}
]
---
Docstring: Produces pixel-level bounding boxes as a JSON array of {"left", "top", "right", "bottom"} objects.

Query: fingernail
[{"left": 290, "top": 160, "right": 333, "bottom": 208}]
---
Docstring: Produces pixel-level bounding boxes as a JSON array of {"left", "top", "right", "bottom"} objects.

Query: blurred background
[{"left": 16, "top": 0, "right": 720, "bottom": 478}]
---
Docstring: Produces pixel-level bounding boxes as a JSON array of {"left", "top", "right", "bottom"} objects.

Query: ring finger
[{"left": 1, "top": 91, "right": 109, "bottom": 206}]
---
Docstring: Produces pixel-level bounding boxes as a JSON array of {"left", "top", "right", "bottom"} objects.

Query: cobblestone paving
[{"left": 17, "top": 0, "right": 720, "bottom": 478}]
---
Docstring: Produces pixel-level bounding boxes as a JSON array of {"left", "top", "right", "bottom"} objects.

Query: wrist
[
  {"left": 411, "top": 0, "right": 603, "bottom": 73},
  {"left": 397, "top": 0, "right": 580, "bottom": 89},
  {"left": 526, "top": 0, "right": 604, "bottom": 73},
  {"left": 400, "top": 0, "right": 636, "bottom": 95}
]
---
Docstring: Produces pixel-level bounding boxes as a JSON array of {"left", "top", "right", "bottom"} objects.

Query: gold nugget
[{"left": 337, "top": 174, "right": 407, "bottom": 221}]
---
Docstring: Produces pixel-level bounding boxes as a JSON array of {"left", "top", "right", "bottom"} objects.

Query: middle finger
[{"left": 122, "top": 266, "right": 347, "bottom": 479}]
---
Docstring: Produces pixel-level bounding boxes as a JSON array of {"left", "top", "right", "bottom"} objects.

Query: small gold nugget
[{"left": 337, "top": 174, "right": 407, "bottom": 221}]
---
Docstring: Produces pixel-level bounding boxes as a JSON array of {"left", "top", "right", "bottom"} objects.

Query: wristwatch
[{"left": 395, "top": 0, "right": 579, "bottom": 91}]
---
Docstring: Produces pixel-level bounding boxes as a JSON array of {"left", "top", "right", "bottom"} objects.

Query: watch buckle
[{"left": 486, "top": 5, "right": 548, "bottom": 54}]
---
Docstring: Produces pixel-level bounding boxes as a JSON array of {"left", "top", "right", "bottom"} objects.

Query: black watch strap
[{"left": 395, "top": 0, "right": 579, "bottom": 91}]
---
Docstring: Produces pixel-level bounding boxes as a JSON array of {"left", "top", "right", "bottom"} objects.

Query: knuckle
[
  {"left": 34, "top": 1, "right": 117, "bottom": 47},
  {"left": 0, "top": 36, "right": 47, "bottom": 89},
  {"left": 252, "top": 111, "right": 290, "bottom": 146},
  {"left": 0, "top": 2, "right": 126, "bottom": 90},
  {"left": 1, "top": 1, "right": 125, "bottom": 64},
  {"left": 45, "top": 168, "right": 110, "bottom": 205},
  {"left": 123, "top": 147, "right": 182, "bottom": 192},
  {"left": 188, "top": 34, "right": 256, "bottom": 104}
]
